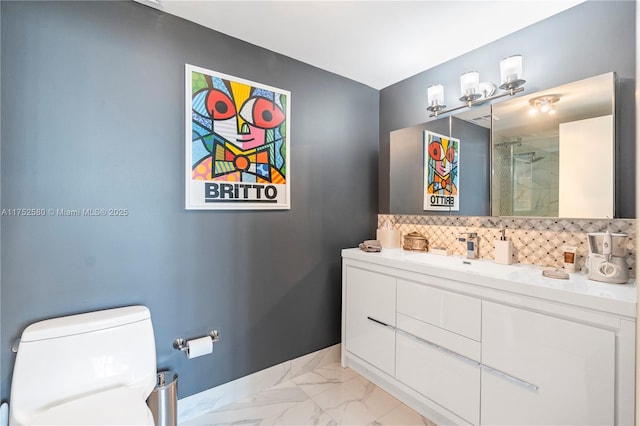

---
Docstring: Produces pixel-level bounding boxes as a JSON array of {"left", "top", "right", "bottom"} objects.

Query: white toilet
[{"left": 9, "top": 305, "right": 157, "bottom": 425}]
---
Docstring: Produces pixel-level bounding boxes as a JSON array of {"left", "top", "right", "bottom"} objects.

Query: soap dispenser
[{"left": 494, "top": 229, "right": 513, "bottom": 265}]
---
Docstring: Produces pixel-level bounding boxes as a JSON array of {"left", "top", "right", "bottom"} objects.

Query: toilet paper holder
[{"left": 173, "top": 330, "right": 220, "bottom": 353}]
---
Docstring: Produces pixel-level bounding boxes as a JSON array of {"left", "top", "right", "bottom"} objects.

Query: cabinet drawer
[
  {"left": 397, "top": 279, "right": 480, "bottom": 340},
  {"left": 396, "top": 332, "right": 480, "bottom": 425},
  {"left": 397, "top": 313, "right": 480, "bottom": 362}
]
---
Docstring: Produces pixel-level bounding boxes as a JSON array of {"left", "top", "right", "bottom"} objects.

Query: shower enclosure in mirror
[{"left": 491, "top": 72, "right": 615, "bottom": 218}]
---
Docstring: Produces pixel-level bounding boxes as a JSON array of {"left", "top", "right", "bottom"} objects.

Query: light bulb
[
  {"left": 460, "top": 71, "right": 480, "bottom": 98},
  {"left": 500, "top": 55, "right": 523, "bottom": 85},
  {"left": 427, "top": 84, "right": 444, "bottom": 107}
]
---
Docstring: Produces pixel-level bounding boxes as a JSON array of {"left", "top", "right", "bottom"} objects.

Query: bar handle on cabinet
[
  {"left": 481, "top": 364, "right": 539, "bottom": 391},
  {"left": 367, "top": 316, "right": 394, "bottom": 329},
  {"left": 367, "top": 320, "right": 539, "bottom": 393},
  {"left": 397, "top": 328, "right": 538, "bottom": 391},
  {"left": 396, "top": 328, "right": 480, "bottom": 368}
]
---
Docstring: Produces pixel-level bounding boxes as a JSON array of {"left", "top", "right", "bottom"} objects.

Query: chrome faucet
[{"left": 459, "top": 232, "right": 478, "bottom": 259}]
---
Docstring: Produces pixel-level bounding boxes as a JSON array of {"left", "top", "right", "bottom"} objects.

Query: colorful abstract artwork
[
  {"left": 185, "top": 64, "right": 290, "bottom": 210},
  {"left": 423, "top": 131, "right": 460, "bottom": 211}
]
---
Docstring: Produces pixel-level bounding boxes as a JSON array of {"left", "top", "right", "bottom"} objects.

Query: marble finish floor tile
[
  {"left": 311, "top": 375, "right": 403, "bottom": 425},
  {"left": 183, "top": 363, "right": 437, "bottom": 426},
  {"left": 292, "top": 362, "right": 358, "bottom": 397},
  {"left": 264, "top": 399, "right": 336, "bottom": 425},
  {"left": 184, "top": 381, "right": 307, "bottom": 425},
  {"left": 371, "top": 404, "right": 437, "bottom": 426}
]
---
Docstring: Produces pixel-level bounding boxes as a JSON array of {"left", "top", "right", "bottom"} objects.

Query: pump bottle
[{"left": 494, "top": 229, "right": 513, "bottom": 265}]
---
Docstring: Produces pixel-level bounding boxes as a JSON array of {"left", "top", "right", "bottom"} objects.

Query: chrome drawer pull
[
  {"left": 366, "top": 316, "right": 395, "bottom": 329},
  {"left": 396, "top": 328, "right": 480, "bottom": 368},
  {"left": 482, "top": 364, "right": 539, "bottom": 391}
]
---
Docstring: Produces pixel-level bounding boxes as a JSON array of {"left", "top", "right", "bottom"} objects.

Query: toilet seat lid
[{"left": 25, "top": 388, "right": 154, "bottom": 425}]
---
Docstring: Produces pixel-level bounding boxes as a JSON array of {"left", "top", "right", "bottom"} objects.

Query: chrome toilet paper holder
[{"left": 173, "top": 330, "right": 220, "bottom": 353}]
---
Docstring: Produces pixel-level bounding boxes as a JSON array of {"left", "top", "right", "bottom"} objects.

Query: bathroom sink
[{"left": 403, "top": 252, "right": 520, "bottom": 275}]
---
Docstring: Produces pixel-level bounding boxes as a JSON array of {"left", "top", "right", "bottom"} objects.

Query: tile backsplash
[{"left": 378, "top": 214, "right": 636, "bottom": 277}]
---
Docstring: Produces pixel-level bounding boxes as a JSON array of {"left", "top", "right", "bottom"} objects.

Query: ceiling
[{"left": 152, "top": 0, "right": 585, "bottom": 89}]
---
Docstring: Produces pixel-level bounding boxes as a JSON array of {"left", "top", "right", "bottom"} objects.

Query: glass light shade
[
  {"left": 427, "top": 84, "right": 444, "bottom": 106},
  {"left": 460, "top": 71, "right": 480, "bottom": 97},
  {"left": 500, "top": 55, "right": 523, "bottom": 84}
]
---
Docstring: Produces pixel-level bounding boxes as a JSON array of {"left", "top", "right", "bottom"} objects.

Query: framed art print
[
  {"left": 186, "top": 64, "right": 291, "bottom": 210},
  {"left": 423, "top": 130, "right": 460, "bottom": 211}
]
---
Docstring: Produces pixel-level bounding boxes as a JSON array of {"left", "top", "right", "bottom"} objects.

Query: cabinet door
[
  {"left": 345, "top": 266, "right": 396, "bottom": 376},
  {"left": 481, "top": 301, "right": 615, "bottom": 426}
]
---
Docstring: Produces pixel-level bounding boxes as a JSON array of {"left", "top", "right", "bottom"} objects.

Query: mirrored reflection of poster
[
  {"left": 186, "top": 64, "right": 291, "bottom": 210},
  {"left": 423, "top": 131, "right": 460, "bottom": 211}
]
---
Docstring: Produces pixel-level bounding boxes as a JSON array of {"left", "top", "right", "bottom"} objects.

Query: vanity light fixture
[
  {"left": 427, "top": 54, "right": 526, "bottom": 118},
  {"left": 460, "top": 71, "right": 482, "bottom": 102},
  {"left": 528, "top": 94, "right": 560, "bottom": 116},
  {"left": 427, "top": 84, "right": 446, "bottom": 111}
]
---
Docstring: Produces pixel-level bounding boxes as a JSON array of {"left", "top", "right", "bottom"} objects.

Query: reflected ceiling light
[
  {"left": 427, "top": 54, "right": 525, "bottom": 118},
  {"left": 528, "top": 94, "right": 560, "bottom": 116}
]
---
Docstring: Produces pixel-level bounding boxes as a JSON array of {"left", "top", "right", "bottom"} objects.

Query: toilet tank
[{"left": 10, "top": 306, "right": 156, "bottom": 425}]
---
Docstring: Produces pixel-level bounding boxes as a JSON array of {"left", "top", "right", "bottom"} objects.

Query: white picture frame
[{"left": 185, "top": 64, "right": 291, "bottom": 210}]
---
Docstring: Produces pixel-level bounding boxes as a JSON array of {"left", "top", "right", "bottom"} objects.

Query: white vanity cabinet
[
  {"left": 481, "top": 301, "right": 615, "bottom": 426},
  {"left": 341, "top": 248, "right": 636, "bottom": 426}
]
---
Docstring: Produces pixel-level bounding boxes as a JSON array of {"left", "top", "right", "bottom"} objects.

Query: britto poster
[
  {"left": 186, "top": 64, "right": 291, "bottom": 210},
  {"left": 423, "top": 130, "right": 460, "bottom": 211}
]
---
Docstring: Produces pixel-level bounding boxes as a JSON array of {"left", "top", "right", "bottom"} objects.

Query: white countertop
[{"left": 342, "top": 248, "right": 637, "bottom": 318}]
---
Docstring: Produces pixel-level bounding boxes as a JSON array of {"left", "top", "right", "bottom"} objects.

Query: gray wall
[
  {"left": 380, "top": 0, "right": 636, "bottom": 218},
  {"left": 0, "top": 1, "right": 379, "bottom": 400}
]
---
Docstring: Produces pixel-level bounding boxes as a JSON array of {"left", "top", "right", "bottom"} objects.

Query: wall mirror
[
  {"left": 389, "top": 113, "right": 490, "bottom": 216},
  {"left": 491, "top": 72, "right": 615, "bottom": 218},
  {"left": 389, "top": 72, "right": 622, "bottom": 219}
]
